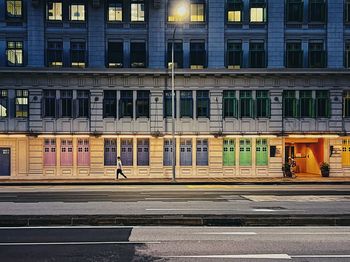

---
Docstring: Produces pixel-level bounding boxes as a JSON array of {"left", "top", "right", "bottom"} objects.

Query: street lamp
[{"left": 171, "top": 3, "right": 187, "bottom": 182}]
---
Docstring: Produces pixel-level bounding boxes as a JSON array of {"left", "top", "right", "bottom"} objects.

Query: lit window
[
  {"left": 227, "top": 0, "right": 243, "bottom": 23},
  {"left": 250, "top": 0, "right": 266, "bottom": 23},
  {"left": 47, "top": 2, "right": 62, "bottom": 21},
  {"left": 0, "top": 90, "right": 8, "bottom": 118},
  {"left": 131, "top": 0, "right": 144, "bottom": 22},
  {"left": 15, "top": 89, "right": 28, "bottom": 118},
  {"left": 190, "top": 3, "right": 205, "bottom": 22},
  {"left": 70, "top": 4, "right": 85, "bottom": 21},
  {"left": 6, "top": 0, "right": 22, "bottom": 19},
  {"left": 108, "top": 0, "right": 123, "bottom": 22},
  {"left": 6, "top": 41, "right": 23, "bottom": 66}
]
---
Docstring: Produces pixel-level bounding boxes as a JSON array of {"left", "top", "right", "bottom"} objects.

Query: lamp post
[{"left": 171, "top": 4, "right": 187, "bottom": 182}]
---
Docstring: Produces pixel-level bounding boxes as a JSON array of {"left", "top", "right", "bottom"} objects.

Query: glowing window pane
[{"left": 250, "top": 7, "right": 264, "bottom": 22}]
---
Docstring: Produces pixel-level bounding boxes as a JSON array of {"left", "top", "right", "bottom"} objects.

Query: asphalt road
[
  {"left": 0, "top": 185, "right": 349, "bottom": 216},
  {"left": 0, "top": 226, "right": 349, "bottom": 261}
]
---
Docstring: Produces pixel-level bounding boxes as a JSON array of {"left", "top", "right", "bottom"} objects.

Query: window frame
[
  {"left": 190, "top": 1, "right": 205, "bottom": 23},
  {"left": 6, "top": 0, "right": 23, "bottom": 21},
  {"left": 70, "top": 41, "right": 86, "bottom": 68},
  {"left": 316, "top": 90, "right": 330, "bottom": 118},
  {"left": 130, "top": 41, "right": 147, "bottom": 68},
  {"left": 103, "top": 90, "right": 117, "bottom": 118},
  {"left": 180, "top": 91, "right": 193, "bottom": 118},
  {"left": 285, "top": 0, "right": 303, "bottom": 24},
  {"left": 47, "top": 40, "right": 63, "bottom": 67},
  {"left": 107, "top": 0, "right": 123, "bottom": 22},
  {"left": 164, "top": 90, "right": 176, "bottom": 118},
  {"left": 77, "top": 90, "right": 90, "bottom": 118},
  {"left": 299, "top": 90, "right": 314, "bottom": 118},
  {"left": 47, "top": 1, "right": 63, "bottom": 21},
  {"left": 249, "top": 0, "right": 267, "bottom": 23},
  {"left": 136, "top": 90, "right": 149, "bottom": 118},
  {"left": 227, "top": 41, "right": 243, "bottom": 69},
  {"left": 15, "top": 89, "right": 28, "bottom": 118},
  {"left": 196, "top": 90, "right": 210, "bottom": 118},
  {"left": 286, "top": 41, "right": 303, "bottom": 68},
  {"left": 309, "top": 0, "right": 326, "bottom": 23},
  {"left": 43, "top": 90, "right": 57, "bottom": 118},
  {"left": 223, "top": 90, "right": 238, "bottom": 118},
  {"left": 343, "top": 91, "right": 350, "bottom": 118},
  {"left": 69, "top": 3, "right": 86, "bottom": 22},
  {"left": 60, "top": 90, "right": 73, "bottom": 118},
  {"left": 119, "top": 90, "right": 134, "bottom": 118},
  {"left": 240, "top": 90, "right": 254, "bottom": 118},
  {"left": 249, "top": 41, "right": 266, "bottom": 68},
  {"left": 108, "top": 41, "right": 124, "bottom": 68},
  {"left": 0, "top": 90, "right": 8, "bottom": 118},
  {"left": 190, "top": 41, "right": 206, "bottom": 69},
  {"left": 167, "top": 41, "right": 183, "bottom": 69},
  {"left": 6, "top": 41, "right": 23, "bottom": 67},
  {"left": 256, "top": 90, "right": 270, "bottom": 118},
  {"left": 227, "top": 0, "right": 243, "bottom": 23},
  {"left": 283, "top": 90, "right": 298, "bottom": 118},
  {"left": 130, "top": 0, "right": 145, "bottom": 22},
  {"left": 308, "top": 41, "right": 326, "bottom": 68}
]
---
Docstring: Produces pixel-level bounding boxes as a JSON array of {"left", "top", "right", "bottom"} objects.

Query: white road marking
[
  {"left": 0, "top": 241, "right": 161, "bottom": 246},
  {"left": 252, "top": 209, "right": 276, "bottom": 212},
  {"left": 164, "top": 254, "right": 292, "bottom": 259},
  {"left": 194, "top": 232, "right": 257, "bottom": 235},
  {"left": 146, "top": 208, "right": 231, "bottom": 211},
  {"left": 293, "top": 255, "right": 350, "bottom": 258}
]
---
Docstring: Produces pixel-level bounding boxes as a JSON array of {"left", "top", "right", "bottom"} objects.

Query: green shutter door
[
  {"left": 239, "top": 139, "right": 252, "bottom": 166},
  {"left": 223, "top": 139, "right": 235, "bottom": 166},
  {"left": 256, "top": 139, "right": 268, "bottom": 166}
]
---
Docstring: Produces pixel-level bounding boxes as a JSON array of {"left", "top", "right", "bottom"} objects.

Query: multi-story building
[{"left": 0, "top": 0, "right": 349, "bottom": 179}]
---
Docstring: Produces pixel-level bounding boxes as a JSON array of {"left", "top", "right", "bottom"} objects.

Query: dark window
[
  {"left": 136, "top": 91, "right": 149, "bottom": 118},
  {"left": 345, "top": 42, "right": 350, "bottom": 68},
  {"left": 180, "top": 91, "right": 193, "bottom": 118},
  {"left": 69, "top": 3, "right": 85, "bottom": 21},
  {"left": 6, "top": 0, "right": 22, "bottom": 20},
  {"left": 60, "top": 90, "right": 73, "bottom": 118},
  {"left": 103, "top": 90, "right": 117, "bottom": 118},
  {"left": 0, "top": 90, "right": 8, "bottom": 118},
  {"left": 250, "top": 0, "right": 266, "bottom": 23},
  {"left": 190, "top": 1, "right": 205, "bottom": 22},
  {"left": 167, "top": 42, "right": 183, "bottom": 69},
  {"left": 249, "top": 42, "right": 265, "bottom": 68},
  {"left": 47, "top": 1, "right": 62, "bottom": 21},
  {"left": 137, "top": 139, "right": 149, "bottom": 166},
  {"left": 286, "top": 0, "right": 303, "bottom": 23},
  {"left": 121, "top": 139, "right": 133, "bottom": 166},
  {"left": 190, "top": 41, "right": 206, "bottom": 69},
  {"left": 309, "top": 42, "right": 326, "bottom": 68},
  {"left": 300, "top": 91, "right": 314, "bottom": 118},
  {"left": 15, "top": 89, "right": 28, "bottom": 118},
  {"left": 47, "top": 41, "right": 63, "bottom": 67},
  {"left": 119, "top": 91, "right": 133, "bottom": 118},
  {"left": 286, "top": 42, "right": 303, "bottom": 68},
  {"left": 104, "top": 139, "right": 117, "bottom": 166},
  {"left": 131, "top": 0, "right": 145, "bottom": 22},
  {"left": 108, "top": 0, "right": 123, "bottom": 22},
  {"left": 309, "top": 0, "right": 326, "bottom": 23},
  {"left": 43, "top": 90, "right": 56, "bottom": 118},
  {"left": 240, "top": 91, "right": 253, "bottom": 118},
  {"left": 283, "top": 91, "right": 298, "bottom": 118},
  {"left": 223, "top": 90, "right": 237, "bottom": 118},
  {"left": 197, "top": 91, "right": 210, "bottom": 118},
  {"left": 7, "top": 41, "right": 23, "bottom": 66},
  {"left": 256, "top": 90, "right": 270, "bottom": 118},
  {"left": 346, "top": 0, "right": 350, "bottom": 23},
  {"left": 227, "top": 42, "right": 243, "bottom": 69},
  {"left": 344, "top": 91, "right": 350, "bottom": 118},
  {"left": 164, "top": 90, "right": 176, "bottom": 118},
  {"left": 227, "top": 0, "right": 243, "bottom": 23},
  {"left": 77, "top": 90, "right": 89, "bottom": 118},
  {"left": 108, "top": 41, "right": 123, "bottom": 68},
  {"left": 130, "top": 42, "right": 146, "bottom": 68},
  {"left": 71, "top": 41, "right": 86, "bottom": 68},
  {"left": 316, "top": 91, "right": 330, "bottom": 118}
]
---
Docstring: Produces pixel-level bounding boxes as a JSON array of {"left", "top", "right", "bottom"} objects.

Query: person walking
[{"left": 116, "top": 156, "right": 127, "bottom": 179}]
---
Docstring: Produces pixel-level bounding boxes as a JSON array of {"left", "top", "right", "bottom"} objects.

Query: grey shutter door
[
  {"left": 104, "top": 139, "right": 117, "bottom": 166},
  {"left": 0, "top": 148, "right": 10, "bottom": 176},
  {"left": 180, "top": 139, "right": 192, "bottom": 166},
  {"left": 121, "top": 139, "right": 133, "bottom": 166},
  {"left": 137, "top": 139, "right": 149, "bottom": 166},
  {"left": 196, "top": 139, "right": 208, "bottom": 166},
  {"left": 164, "top": 139, "right": 175, "bottom": 166}
]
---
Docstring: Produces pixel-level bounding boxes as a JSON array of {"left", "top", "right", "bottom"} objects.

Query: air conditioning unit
[
  {"left": 32, "top": 0, "right": 40, "bottom": 7},
  {"left": 92, "top": 0, "right": 101, "bottom": 8},
  {"left": 153, "top": 0, "right": 161, "bottom": 9}
]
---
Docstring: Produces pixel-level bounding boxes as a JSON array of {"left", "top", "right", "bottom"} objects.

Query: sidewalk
[{"left": 1, "top": 176, "right": 350, "bottom": 186}]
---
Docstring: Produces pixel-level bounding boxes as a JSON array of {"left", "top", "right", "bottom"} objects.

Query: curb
[
  {"left": 1, "top": 214, "right": 349, "bottom": 227},
  {"left": 1, "top": 181, "right": 350, "bottom": 186}
]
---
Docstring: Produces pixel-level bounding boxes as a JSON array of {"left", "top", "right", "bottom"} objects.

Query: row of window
[
  {"left": 7, "top": 0, "right": 345, "bottom": 25},
  {"left": 6, "top": 39, "right": 333, "bottom": 69},
  {"left": 43, "top": 138, "right": 269, "bottom": 167}
]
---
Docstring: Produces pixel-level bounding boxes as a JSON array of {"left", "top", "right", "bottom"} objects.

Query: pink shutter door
[
  {"left": 44, "top": 139, "right": 56, "bottom": 166},
  {"left": 78, "top": 139, "right": 90, "bottom": 166},
  {"left": 61, "top": 140, "right": 73, "bottom": 166}
]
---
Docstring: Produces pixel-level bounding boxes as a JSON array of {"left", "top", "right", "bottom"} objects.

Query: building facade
[{"left": 0, "top": 0, "right": 349, "bottom": 179}]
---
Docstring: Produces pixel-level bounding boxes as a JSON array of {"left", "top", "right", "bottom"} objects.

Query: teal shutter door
[
  {"left": 223, "top": 139, "right": 235, "bottom": 166},
  {"left": 239, "top": 139, "right": 252, "bottom": 166},
  {"left": 256, "top": 139, "right": 268, "bottom": 166}
]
